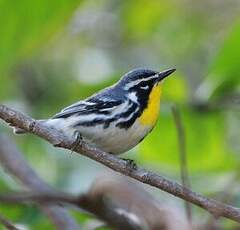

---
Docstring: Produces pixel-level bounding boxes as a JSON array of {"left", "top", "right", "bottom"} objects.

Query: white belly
[
  {"left": 79, "top": 119, "right": 153, "bottom": 154},
  {"left": 46, "top": 117, "right": 153, "bottom": 154}
]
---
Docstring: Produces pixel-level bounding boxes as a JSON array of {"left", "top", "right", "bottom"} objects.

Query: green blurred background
[{"left": 0, "top": 0, "right": 240, "bottom": 229}]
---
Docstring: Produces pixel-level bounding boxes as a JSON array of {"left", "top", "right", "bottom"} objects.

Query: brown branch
[
  {"left": 0, "top": 135, "right": 142, "bottom": 230},
  {"left": 87, "top": 174, "right": 191, "bottom": 230},
  {"left": 0, "top": 134, "right": 80, "bottom": 230},
  {"left": 172, "top": 105, "right": 192, "bottom": 222},
  {"left": 0, "top": 191, "right": 142, "bottom": 230},
  {"left": 1, "top": 104, "right": 240, "bottom": 223}
]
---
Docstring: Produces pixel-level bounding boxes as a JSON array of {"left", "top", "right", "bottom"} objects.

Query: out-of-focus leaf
[
  {"left": 139, "top": 108, "right": 237, "bottom": 172},
  {"left": 121, "top": 0, "right": 174, "bottom": 40},
  {"left": 0, "top": 205, "right": 53, "bottom": 230},
  {"left": 197, "top": 19, "right": 240, "bottom": 100},
  {"left": 70, "top": 210, "right": 92, "bottom": 225},
  {"left": 0, "top": 0, "right": 81, "bottom": 75},
  {"left": 0, "top": 0, "right": 82, "bottom": 101},
  {"left": 162, "top": 71, "right": 188, "bottom": 103}
]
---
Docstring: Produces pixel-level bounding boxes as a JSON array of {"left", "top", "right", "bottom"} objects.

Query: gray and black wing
[
  {"left": 52, "top": 88, "right": 141, "bottom": 129},
  {"left": 52, "top": 97, "right": 125, "bottom": 128}
]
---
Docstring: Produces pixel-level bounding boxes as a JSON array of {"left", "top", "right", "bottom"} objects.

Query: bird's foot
[
  {"left": 121, "top": 158, "right": 138, "bottom": 171},
  {"left": 70, "top": 131, "right": 83, "bottom": 154}
]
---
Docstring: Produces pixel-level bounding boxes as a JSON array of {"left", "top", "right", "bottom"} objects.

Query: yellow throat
[{"left": 139, "top": 83, "right": 162, "bottom": 126}]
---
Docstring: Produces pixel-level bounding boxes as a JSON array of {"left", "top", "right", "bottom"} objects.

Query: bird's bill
[{"left": 157, "top": 68, "right": 176, "bottom": 82}]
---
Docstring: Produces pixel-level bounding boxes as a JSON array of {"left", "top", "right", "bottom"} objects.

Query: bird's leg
[
  {"left": 121, "top": 158, "right": 138, "bottom": 170},
  {"left": 71, "top": 131, "right": 83, "bottom": 154}
]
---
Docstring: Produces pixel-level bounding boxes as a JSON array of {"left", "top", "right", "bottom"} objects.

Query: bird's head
[{"left": 118, "top": 68, "right": 176, "bottom": 101}]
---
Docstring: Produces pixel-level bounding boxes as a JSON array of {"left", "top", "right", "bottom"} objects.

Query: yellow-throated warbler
[{"left": 14, "top": 68, "right": 175, "bottom": 154}]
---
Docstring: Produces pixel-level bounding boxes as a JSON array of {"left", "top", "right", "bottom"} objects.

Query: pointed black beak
[{"left": 157, "top": 68, "right": 176, "bottom": 82}]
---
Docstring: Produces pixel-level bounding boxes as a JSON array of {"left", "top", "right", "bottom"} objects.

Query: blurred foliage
[
  {"left": 0, "top": 0, "right": 240, "bottom": 229},
  {"left": 0, "top": 0, "right": 81, "bottom": 74},
  {"left": 206, "top": 19, "right": 240, "bottom": 99}
]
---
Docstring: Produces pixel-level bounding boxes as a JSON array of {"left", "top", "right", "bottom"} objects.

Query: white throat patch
[{"left": 128, "top": 92, "right": 138, "bottom": 103}]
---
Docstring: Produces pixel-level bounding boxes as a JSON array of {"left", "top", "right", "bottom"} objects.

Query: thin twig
[
  {"left": 172, "top": 105, "right": 192, "bottom": 222},
  {"left": 0, "top": 213, "right": 20, "bottom": 230},
  {"left": 0, "top": 104, "right": 240, "bottom": 223}
]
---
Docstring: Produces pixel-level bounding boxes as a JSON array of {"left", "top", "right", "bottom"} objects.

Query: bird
[{"left": 14, "top": 68, "right": 175, "bottom": 155}]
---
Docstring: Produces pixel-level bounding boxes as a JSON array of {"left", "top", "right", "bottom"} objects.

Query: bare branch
[
  {"left": 1, "top": 104, "right": 240, "bottom": 223},
  {"left": 0, "top": 134, "right": 80, "bottom": 230},
  {"left": 0, "top": 135, "right": 142, "bottom": 230},
  {"left": 172, "top": 105, "right": 192, "bottom": 222},
  {"left": 87, "top": 174, "right": 191, "bottom": 230},
  {"left": 0, "top": 191, "right": 143, "bottom": 230}
]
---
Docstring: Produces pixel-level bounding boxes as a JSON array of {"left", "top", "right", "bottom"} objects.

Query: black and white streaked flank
[{"left": 14, "top": 68, "right": 175, "bottom": 154}]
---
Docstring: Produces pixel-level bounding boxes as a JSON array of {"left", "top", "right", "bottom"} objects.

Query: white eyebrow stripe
[{"left": 124, "top": 74, "right": 158, "bottom": 90}]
